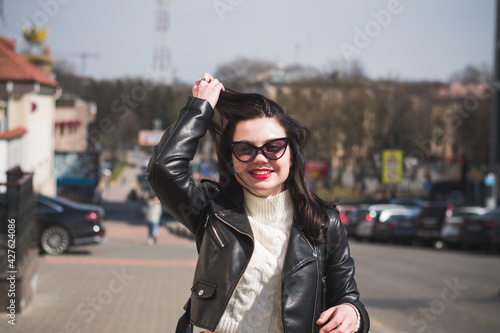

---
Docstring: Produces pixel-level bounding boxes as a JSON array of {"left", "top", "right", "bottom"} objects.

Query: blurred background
[
  {"left": 1, "top": 0, "right": 497, "bottom": 202},
  {"left": 0, "top": 1, "right": 499, "bottom": 332}
]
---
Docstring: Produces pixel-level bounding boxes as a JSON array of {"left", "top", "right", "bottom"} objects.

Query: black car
[
  {"left": 414, "top": 202, "right": 448, "bottom": 247},
  {"left": 460, "top": 208, "right": 500, "bottom": 252},
  {"left": 36, "top": 194, "right": 106, "bottom": 254},
  {"left": 489, "top": 209, "right": 500, "bottom": 253},
  {"left": 370, "top": 207, "right": 419, "bottom": 243},
  {"left": 389, "top": 197, "right": 427, "bottom": 209},
  {"left": 1, "top": 193, "right": 106, "bottom": 255}
]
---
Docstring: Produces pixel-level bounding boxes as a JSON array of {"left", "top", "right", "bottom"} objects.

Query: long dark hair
[{"left": 208, "top": 89, "right": 336, "bottom": 244}]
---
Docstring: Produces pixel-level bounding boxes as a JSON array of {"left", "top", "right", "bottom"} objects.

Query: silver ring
[{"left": 201, "top": 77, "right": 209, "bottom": 82}]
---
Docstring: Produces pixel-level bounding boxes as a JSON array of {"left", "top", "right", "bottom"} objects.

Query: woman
[
  {"left": 146, "top": 73, "right": 369, "bottom": 333},
  {"left": 142, "top": 193, "right": 162, "bottom": 245}
]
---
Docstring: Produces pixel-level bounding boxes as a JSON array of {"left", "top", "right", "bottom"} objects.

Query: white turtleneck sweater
[{"left": 215, "top": 190, "right": 294, "bottom": 333}]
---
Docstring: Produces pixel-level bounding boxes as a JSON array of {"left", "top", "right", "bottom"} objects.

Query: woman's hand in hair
[
  {"left": 317, "top": 303, "right": 359, "bottom": 333},
  {"left": 192, "top": 73, "right": 225, "bottom": 109}
]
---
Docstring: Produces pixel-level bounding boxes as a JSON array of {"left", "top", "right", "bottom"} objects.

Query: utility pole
[
  {"left": 72, "top": 52, "right": 99, "bottom": 77},
  {"left": 490, "top": 0, "right": 500, "bottom": 207}
]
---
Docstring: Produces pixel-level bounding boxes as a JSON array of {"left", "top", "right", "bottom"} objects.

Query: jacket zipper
[
  {"left": 282, "top": 231, "right": 319, "bottom": 333},
  {"left": 321, "top": 276, "right": 327, "bottom": 310},
  {"left": 214, "top": 211, "right": 254, "bottom": 323},
  {"left": 312, "top": 244, "right": 319, "bottom": 332},
  {"left": 210, "top": 219, "right": 225, "bottom": 248}
]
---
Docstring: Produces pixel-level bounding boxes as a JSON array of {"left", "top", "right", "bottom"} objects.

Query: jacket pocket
[{"left": 191, "top": 280, "right": 218, "bottom": 299}]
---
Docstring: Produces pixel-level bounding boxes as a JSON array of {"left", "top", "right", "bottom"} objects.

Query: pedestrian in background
[
  {"left": 142, "top": 193, "right": 162, "bottom": 245},
  {"left": 146, "top": 73, "right": 369, "bottom": 332}
]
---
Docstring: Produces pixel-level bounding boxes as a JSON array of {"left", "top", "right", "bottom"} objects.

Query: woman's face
[{"left": 231, "top": 117, "right": 291, "bottom": 198}]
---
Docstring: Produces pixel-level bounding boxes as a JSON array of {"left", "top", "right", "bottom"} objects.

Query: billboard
[
  {"left": 54, "top": 152, "right": 99, "bottom": 186},
  {"left": 305, "top": 160, "right": 329, "bottom": 180},
  {"left": 382, "top": 149, "right": 403, "bottom": 184},
  {"left": 138, "top": 130, "right": 164, "bottom": 146}
]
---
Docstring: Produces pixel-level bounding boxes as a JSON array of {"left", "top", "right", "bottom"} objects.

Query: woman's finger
[
  {"left": 200, "top": 73, "right": 213, "bottom": 83},
  {"left": 192, "top": 73, "right": 224, "bottom": 108}
]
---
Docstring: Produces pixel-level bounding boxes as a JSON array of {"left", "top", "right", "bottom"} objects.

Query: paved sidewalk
[{"left": 0, "top": 164, "right": 199, "bottom": 333}]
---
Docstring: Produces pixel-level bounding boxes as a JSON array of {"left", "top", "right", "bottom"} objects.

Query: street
[
  {"left": 351, "top": 241, "right": 500, "bottom": 333},
  {"left": 1, "top": 162, "right": 499, "bottom": 333}
]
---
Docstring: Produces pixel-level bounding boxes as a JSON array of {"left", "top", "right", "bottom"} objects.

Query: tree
[
  {"left": 449, "top": 63, "right": 491, "bottom": 83},
  {"left": 215, "top": 57, "right": 275, "bottom": 91}
]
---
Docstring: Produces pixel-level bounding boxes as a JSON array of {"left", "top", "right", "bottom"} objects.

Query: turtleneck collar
[{"left": 243, "top": 189, "right": 294, "bottom": 223}]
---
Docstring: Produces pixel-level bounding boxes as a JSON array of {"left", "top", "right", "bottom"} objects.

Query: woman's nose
[{"left": 252, "top": 149, "right": 269, "bottom": 162}]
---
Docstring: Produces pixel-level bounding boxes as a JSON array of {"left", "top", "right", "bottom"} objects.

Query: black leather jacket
[{"left": 146, "top": 97, "right": 370, "bottom": 333}]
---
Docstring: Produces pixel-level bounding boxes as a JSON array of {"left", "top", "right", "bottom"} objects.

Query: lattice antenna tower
[
  {"left": 152, "top": 0, "right": 173, "bottom": 85},
  {"left": 0, "top": 0, "right": 6, "bottom": 26}
]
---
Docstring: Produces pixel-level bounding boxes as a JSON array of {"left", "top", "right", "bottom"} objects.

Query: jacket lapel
[
  {"left": 215, "top": 206, "right": 254, "bottom": 240},
  {"left": 282, "top": 213, "right": 318, "bottom": 279}
]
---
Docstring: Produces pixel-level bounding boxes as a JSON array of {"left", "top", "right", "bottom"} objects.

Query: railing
[{"left": 0, "top": 166, "right": 37, "bottom": 273}]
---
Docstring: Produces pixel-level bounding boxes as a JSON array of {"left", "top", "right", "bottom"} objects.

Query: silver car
[
  {"left": 355, "top": 204, "right": 416, "bottom": 240},
  {"left": 439, "top": 206, "right": 489, "bottom": 249}
]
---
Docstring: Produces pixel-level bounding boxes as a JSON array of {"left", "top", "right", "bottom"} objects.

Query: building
[
  {"left": 0, "top": 36, "right": 60, "bottom": 195},
  {"left": 54, "top": 94, "right": 100, "bottom": 203},
  {"left": 55, "top": 94, "right": 96, "bottom": 152}
]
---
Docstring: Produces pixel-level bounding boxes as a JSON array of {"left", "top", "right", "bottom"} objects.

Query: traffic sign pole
[{"left": 485, "top": 172, "right": 497, "bottom": 208}]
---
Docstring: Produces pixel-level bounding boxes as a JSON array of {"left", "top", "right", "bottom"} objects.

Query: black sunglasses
[{"left": 231, "top": 138, "right": 290, "bottom": 163}]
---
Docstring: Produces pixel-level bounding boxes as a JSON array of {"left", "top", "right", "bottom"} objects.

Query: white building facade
[{"left": 0, "top": 37, "right": 60, "bottom": 195}]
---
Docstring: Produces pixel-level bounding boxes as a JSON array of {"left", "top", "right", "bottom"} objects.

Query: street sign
[
  {"left": 484, "top": 172, "right": 496, "bottom": 187},
  {"left": 382, "top": 149, "right": 403, "bottom": 184}
]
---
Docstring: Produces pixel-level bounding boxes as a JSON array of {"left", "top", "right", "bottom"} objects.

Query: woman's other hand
[
  {"left": 192, "top": 73, "right": 225, "bottom": 109},
  {"left": 316, "top": 303, "right": 359, "bottom": 333}
]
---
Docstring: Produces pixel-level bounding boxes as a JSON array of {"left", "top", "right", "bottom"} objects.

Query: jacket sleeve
[
  {"left": 324, "top": 210, "right": 370, "bottom": 333},
  {"left": 146, "top": 96, "right": 214, "bottom": 238}
]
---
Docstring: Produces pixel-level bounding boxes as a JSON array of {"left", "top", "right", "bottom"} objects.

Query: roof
[
  {"left": 0, "top": 36, "right": 58, "bottom": 87},
  {"left": 434, "top": 82, "right": 490, "bottom": 99}
]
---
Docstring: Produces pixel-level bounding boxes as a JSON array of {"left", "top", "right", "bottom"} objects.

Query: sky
[{"left": 0, "top": 0, "right": 496, "bottom": 84}]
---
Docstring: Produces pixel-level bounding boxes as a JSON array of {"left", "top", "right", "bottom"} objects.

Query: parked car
[
  {"left": 440, "top": 206, "right": 489, "bottom": 249},
  {"left": 390, "top": 214, "right": 419, "bottom": 244},
  {"left": 355, "top": 204, "right": 405, "bottom": 240},
  {"left": 414, "top": 202, "right": 448, "bottom": 248},
  {"left": 0, "top": 193, "right": 105, "bottom": 255},
  {"left": 460, "top": 208, "right": 500, "bottom": 252},
  {"left": 346, "top": 206, "right": 370, "bottom": 237},
  {"left": 389, "top": 197, "right": 427, "bottom": 209},
  {"left": 446, "top": 191, "right": 465, "bottom": 204},
  {"left": 371, "top": 208, "right": 419, "bottom": 243},
  {"left": 36, "top": 194, "right": 106, "bottom": 254},
  {"left": 489, "top": 210, "right": 500, "bottom": 253},
  {"left": 338, "top": 204, "right": 358, "bottom": 232}
]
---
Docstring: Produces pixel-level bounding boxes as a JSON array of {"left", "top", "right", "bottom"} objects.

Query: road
[{"left": 351, "top": 240, "right": 500, "bottom": 333}]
